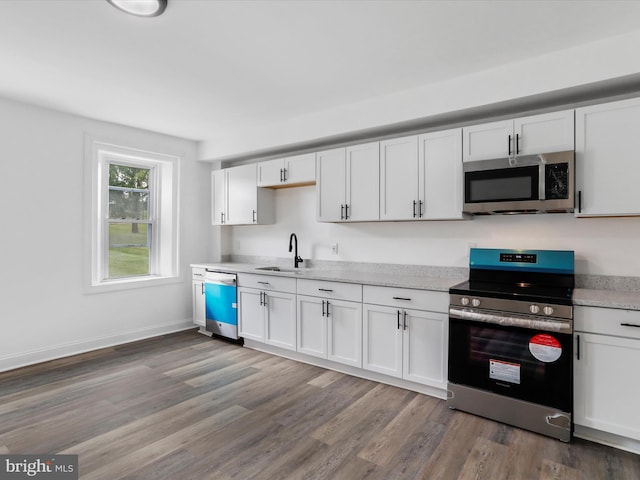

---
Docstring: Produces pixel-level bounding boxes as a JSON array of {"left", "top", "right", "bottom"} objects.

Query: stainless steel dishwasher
[{"left": 204, "top": 270, "right": 239, "bottom": 341}]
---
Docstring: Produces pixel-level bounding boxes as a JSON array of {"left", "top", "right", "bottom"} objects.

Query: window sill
[{"left": 84, "top": 274, "right": 183, "bottom": 295}]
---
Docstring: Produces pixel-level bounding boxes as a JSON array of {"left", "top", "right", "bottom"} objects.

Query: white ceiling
[{"left": 1, "top": 0, "right": 640, "bottom": 143}]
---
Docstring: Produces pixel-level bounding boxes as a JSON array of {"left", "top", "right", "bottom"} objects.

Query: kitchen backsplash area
[{"left": 221, "top": 185, "right": 640, "bottom": 282}]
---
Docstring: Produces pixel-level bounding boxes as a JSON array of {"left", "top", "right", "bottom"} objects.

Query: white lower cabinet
[
  {"left": 363, "top": 304, "right": 448, "bottom": 389},
  {"left": 297, "top": 296, "right": 362, "bottom": 367},
  {"left": 296, "top": 279, "right": 363, "bottom": 368},
  {"left": 192, "top": 277, "right": 206, "bottom": 328},
  {"left": 237, "top": 274, "right": 296, "bottom": 351},
  {"left": 574, "top": 306, "right": 640, "bottom": 444}
]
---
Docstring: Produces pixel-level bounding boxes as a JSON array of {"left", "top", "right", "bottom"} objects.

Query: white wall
[
  {"left": 227, "top": 186, "right": 640, "bottom": 277},
  {"left": 0, "top": 97, "right": 212, "bottom": 371},
  {"left": 200, "top": 29, "right": 640, "bottom": 160}
]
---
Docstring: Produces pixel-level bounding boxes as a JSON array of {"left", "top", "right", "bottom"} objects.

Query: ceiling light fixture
[{"left": 107, "top": 0, "right": 167, "bottom": 17}]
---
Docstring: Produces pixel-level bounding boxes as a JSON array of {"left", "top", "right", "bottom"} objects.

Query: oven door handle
[{"left": 449, "top": 308, "right": 572, "bottom": 334}]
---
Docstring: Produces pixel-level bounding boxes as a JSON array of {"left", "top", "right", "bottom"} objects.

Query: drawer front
[
  {"left": 363, "top": 285, "right": 448, "bottom": 313},
  {"left": 192, "top": 267, "right": 206, "bottom": 280},
  {"left": 575, "top": 306, "right": 640, "bottom": 340},
  {"left": 297, "top": 279, "right": 362, "bottom": 302},
  {"left": 237, "top": 273, "right": 296, "bottom": 293}
]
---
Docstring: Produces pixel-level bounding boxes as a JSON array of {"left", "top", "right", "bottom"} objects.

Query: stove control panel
[{"left": 449, "top": 294, "right": 573, "bottom": 320}]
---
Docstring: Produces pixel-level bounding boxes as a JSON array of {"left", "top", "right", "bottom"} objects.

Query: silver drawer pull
[
  {"left": 621, "top": 323, "right": 640, "bottom": 328},
  {"left": 318, "top": 288, "right": 333, "bottom": 292},
  {"left": 257, "top": 281, "right": 270, "bottom": 285},
  {"left": 393, "top": 296, "right": 411, "bottom": 301}
]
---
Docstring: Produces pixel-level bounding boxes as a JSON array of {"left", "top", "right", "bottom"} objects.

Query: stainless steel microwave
[{"left": 462, "top": 150, "right": 574, "bottom": 214}]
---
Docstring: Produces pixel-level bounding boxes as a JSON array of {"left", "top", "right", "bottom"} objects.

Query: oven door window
[
  {"left": 465, "top": 166, "right": 538, "bottom": 203},
  {"left": 448, "top": 318, "right": 572, "bottom": 412}
]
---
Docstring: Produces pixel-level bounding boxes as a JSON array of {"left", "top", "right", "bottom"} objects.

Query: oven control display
[{"left": 500, "top": 253, "right": 537, "bottom": 263}]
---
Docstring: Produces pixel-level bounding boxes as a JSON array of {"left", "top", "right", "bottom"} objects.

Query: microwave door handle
[{"left": 539, "top": 164, "right": 546, "bottom": 200}]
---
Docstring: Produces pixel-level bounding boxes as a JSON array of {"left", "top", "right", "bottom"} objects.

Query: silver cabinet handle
[
  {"left": 403, "top": 310, "right": 408, "bottom": 330},
  {"left": 321, "top": 300, "right": 326, "bottom": 317},
  {"left": 257, "top": 281, "right": 269, "bottom": 285}
]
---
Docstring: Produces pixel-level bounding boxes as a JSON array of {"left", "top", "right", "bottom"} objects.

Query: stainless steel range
[{"left": 447, "top": 248, "right": 575, "bottom": 441}]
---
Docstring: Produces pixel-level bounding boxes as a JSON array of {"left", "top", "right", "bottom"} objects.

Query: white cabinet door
[
  {"left": 227, "top": 164, "right": 257, "bottom": 225},
  {"left": 575, "top": 97, "right": 640, "bottom": 216},
  {"left": 463, "top": 120, "right": 512, "bottom": 162},
  {"left": 192, "top": 280, "right": 206, "bottom": 327},
  {"left": 257, "top": 153, "right": 315, "bottom": 187},
  {"left": 380, "top": 135, "right": 420, "bottom": 221},
  {"left": 574, "top": 332, "right": 640, "bottom": 440},
  {"left": 264, "top": 290, "right": 296, "bottom": 351},
  {"left": 297, "top": 295, "right": 327, "bottom": 358},
  {"left": 345, "top": 142, "right": 379, "bottom": 222},
  {"left": 257, "top": 159, "right": 284, "bottom": 187},
  {"left": 284, "top": 153, "right": 316, "bottom": 185},
  {"left": 316, "top": 147, "right": 346, "bottom": 222},
  {"left": 238, "top": 287, "right": 264, "bottom": 342},
  {"left": 419, "top": 128, "right": 464, "bottom": 220},
  {"left": 515, "top": 110, "right": 574, "bottom": 156},
  {"left": 211, "top": 169, "right": 227, "bottom": 225},
  {"left": 363, "top": 304, "right": 403, "bottom": 378},
  {"left": 327, "top": 299, "right": 362, "bottom": 368},
  {"left": 402, "top": 309, "right": 448, "bottom": 388}
]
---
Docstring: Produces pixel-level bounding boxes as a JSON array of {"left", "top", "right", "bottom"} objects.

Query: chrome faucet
[{"left": 288, "top": 233, "right": 303, "bottom": 268}]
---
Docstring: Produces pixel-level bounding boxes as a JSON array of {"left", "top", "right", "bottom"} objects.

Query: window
[{"left": 86, "top": 138, "right": 180, "bottom": 291}]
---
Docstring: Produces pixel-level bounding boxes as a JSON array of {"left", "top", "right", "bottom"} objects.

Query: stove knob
[
  {"left": 529, "top": 304, "right": 540, "bottom": 314},
  {"left": 460, "top": 297, "right": 470, "bottom": 306},
  {"left": 543, "top": 306, "right": 554, "bottom": 316},
  {"left": 471, "top": 298, "right": 481, "bottom": 307}
]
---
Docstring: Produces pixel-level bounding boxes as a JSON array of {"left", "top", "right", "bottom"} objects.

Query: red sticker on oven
[{"left": 529, "top": 334, "right": 562, "bottom": 363}]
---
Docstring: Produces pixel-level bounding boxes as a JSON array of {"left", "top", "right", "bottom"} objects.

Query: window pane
[
  {"left": 108, "top": 163, "right": 150, "bottom": 220},
  {"left": 108, "top": 188, "right": 149, "bottom": 220},
  {"left": 108, "top": 223, "right": 150, "bottom": 278}
]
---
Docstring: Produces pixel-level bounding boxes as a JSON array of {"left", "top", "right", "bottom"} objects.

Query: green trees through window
[{"left": 107, "top": 164, "right": 152, "bottom": 278}]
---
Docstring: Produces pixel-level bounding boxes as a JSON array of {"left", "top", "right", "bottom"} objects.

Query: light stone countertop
[
  {"left": 192, "top": 261, "right": 640, "bottom": 310},
  {"left": 573, "top": 288, "right": 640, "bottom": 311},
  {"left": 191, "top": 262, "right": 465, "bottom": 292}
]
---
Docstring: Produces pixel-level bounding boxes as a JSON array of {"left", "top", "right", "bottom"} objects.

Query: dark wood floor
[{"left": 0, "top": 330, "right": 638, "bottom": 479}]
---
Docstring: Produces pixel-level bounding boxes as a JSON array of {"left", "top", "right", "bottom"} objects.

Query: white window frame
[{"left": 85, "top": 137, "right": 180, "bottom": 292}]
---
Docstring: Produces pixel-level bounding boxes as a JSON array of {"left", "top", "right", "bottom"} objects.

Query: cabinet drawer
[
  {"left": 575, "top": 306, "right": 640, "bottom": 340},
  {"left": 297, "top": 279, "right": 362, "bottom": 302},
  {"left": 363, "top": 285, "right": 448, "bottom": 313},
  {"left": 192, "top": 267, "right": 206, "bottom": 280},
  {"left": 237, "top": 273, "right": 296, "bottom": 293}
]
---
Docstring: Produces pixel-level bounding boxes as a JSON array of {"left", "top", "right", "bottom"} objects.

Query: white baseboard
[{"left": 0, "top": 319, "right": 195, "bottom": 373}]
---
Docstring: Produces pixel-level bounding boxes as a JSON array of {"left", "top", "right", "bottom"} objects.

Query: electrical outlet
[{"left": 331, "top": 243, "right": 339, "bottom": 255}]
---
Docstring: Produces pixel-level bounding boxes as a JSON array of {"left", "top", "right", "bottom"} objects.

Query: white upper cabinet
[
  {"left": 257, "top": 153, "right": 316, "bottom": 187},
  {"left": 380, "top": 135, "right": 420, "bottom": 221},
  {"left": 316, "top": 147, "right": 346, "bottom": 222},
  {"left": 463, "top": 120, "right": 513, "bottom": 162},
  {"left": 317, "top": 142, "right": 379, "bottom": 222},
  {"left": 463, "top": 110, "right": 574, "bottom": 162},
  {"left": 575, "top": 97, "right": 640, "bottom": 217},
  {"left": 380, "top": 130, "right": 464, "bottom": 221},
  {"left": 216, "top": 164, "right": 274, "bottom": 225},
  {"left": 211, "top": 169, "right": 227, "bottom": 225},
  {"left": 419, "top": 128, "right": 465, "bottom": 220}
]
